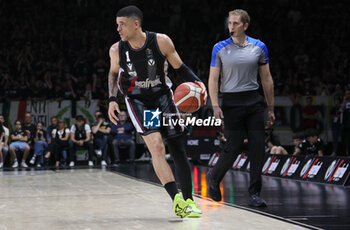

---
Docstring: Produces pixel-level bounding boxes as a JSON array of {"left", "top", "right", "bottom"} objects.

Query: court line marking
[{"left": 107, "top": 168, "right": 321, "bottom": 230}]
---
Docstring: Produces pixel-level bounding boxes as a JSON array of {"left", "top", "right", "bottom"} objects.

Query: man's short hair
[
  {"left": 97, "top": 113, "right": 106, "bottom": 119},
  {"left": 75, "top": 115, "right": 85, "bottom": 121},
  {"left": 15, "top": 120, "right": 22, "bottom": 125},
  {"left": 229, "top": 9, "right": 250, "bottom": 25},
  {"left": 292, "top": 132, "right": 304, "bottom": 140},
  {"left": 116, "top": 5, "right": 143, "bottom": 25},
  {"left": 304, "top": 129, "right": 319, "bottom": 138}
]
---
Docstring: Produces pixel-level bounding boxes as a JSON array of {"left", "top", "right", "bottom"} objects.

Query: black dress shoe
[
  {"left": 249, "top": 193, "right": 267, "bottom": 207},
  {"left": 206, "top": 171, "right": 222, "bottom": 201}
]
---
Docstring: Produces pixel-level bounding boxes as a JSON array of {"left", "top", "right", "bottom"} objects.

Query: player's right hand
[{"left": 108, "top": 101, "right": 121, "bottom": 125}]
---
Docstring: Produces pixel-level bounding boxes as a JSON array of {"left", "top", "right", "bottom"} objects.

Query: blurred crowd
[
  {"left": 1, "top": 0, "right": 350, "bottom": 159},
  {"left": 0, "top": 0, "right": 349, "bottom": 102},
  {"left": 0, "top": 112, "right": 136, "bottom": 169}
]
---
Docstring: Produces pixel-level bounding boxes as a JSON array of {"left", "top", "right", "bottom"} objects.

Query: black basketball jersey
[{"left": 118, "top": 31, "right": 172, "bottom": 98}]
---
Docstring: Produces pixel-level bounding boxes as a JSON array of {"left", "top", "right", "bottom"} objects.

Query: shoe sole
[
  {"left": 249, "top": 201, "right": 267, "bottom": 207},
  {"left": 187, "top": 211, "right": 202, "bottom": 218}
]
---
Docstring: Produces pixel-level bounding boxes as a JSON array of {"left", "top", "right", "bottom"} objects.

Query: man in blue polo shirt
[
  {"left": 110, "top": 111, "right": 135, "bottom": 164},
  {"left": 207, "top": 9, "right": 275, "bottom": 207}
]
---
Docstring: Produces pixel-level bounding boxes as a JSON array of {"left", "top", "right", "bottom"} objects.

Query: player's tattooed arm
[
  {"left": 108, "top": 71, "right": 119, "bottom": 97},
  {"left": 108, "top": 43, "right": 120, "bottom": 97}
]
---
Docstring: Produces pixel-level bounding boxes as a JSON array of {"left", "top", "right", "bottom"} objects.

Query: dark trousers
[
  {"left": 69, "top": 141, "right": 94, "bottom": 161},
  {"left": 51, "top": 140, "right": 68, "bottom": 163},
  {"left": 211, "top": 92, "right": 266, "bottom": 195},
  {"left": 343, "top": 128, "right": 350, "bottom": 155},
  {"left": 112, "top": 138, "right": 135, "bottom": 162},
  {"left": 95, "top": 136, "right": 109, "bottom": 161},
  {"left": 332, "top": 123, "right": 341, "bottom": 154}
]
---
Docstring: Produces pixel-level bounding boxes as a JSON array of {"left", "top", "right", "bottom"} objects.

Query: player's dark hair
[{"left": 116, "top": 5, "right": 143, "bottom": 25}]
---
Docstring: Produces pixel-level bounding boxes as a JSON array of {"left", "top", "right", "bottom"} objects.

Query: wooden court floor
[{"left": 0, "top": 169, "right": 309, "bottom": 230}]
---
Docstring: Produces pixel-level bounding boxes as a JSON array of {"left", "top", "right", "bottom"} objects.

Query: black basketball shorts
[{"left": 125, "top": 91, "right": 185, "bottom": 138}]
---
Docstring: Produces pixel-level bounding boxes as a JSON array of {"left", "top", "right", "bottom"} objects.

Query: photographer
[
  {"left": 294, "top": 129, "right": 324, "bottom": 156},
  {"left": 265, "top": 126, "right": 287, "bottom": 155}
]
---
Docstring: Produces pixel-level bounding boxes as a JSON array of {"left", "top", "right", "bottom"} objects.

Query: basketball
[{"left": 174, "top": 82, "right": 205, "bottom": 113}]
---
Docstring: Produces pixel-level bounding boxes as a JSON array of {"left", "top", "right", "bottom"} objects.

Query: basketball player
[
  {"left": 207, "top": 9, "right": 275, "bottom": 207},
  {"left": 107, "top": 6, "right": 207, "bottom": 218}
]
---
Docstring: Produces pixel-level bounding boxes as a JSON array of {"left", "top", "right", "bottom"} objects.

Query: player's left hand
[{"left": 195, "top": 81, "right": 208, "bottom": 104}]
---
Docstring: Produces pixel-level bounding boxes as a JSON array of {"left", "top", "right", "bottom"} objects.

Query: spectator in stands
[
  {"left": 293, "top": 129, "right": 324, "bottom": 156},
  {"left": 69, "top": 115, "right": 94, "bottom": 166},
  {"left": 330, "top": 96, "right": 343, "bottom": 156},
  {"left": 265, "top": 126, "right": 288, "bottom": 155},
  {"left": 92, "top": 112, "right": 111, "bottom": 166},
  {"left": 29, "top": 122, "right": 47, "bottom": 167},
  {"left": 332, "top": 83, "right": 344, "bottom": 99},
  {"left": 0, "top": 114, "right": 9, "bottom": 168},
  {"left": 0, "top": 126, "right": 4, "bottom": 168},
  {"left": 50, "top": 118, "right": 70, "bottom": 168},
  {"left": 316, "top": 81, "right": 330, "bottom": 96},
  {"left": 342, "top": 89, "right": 350, "bottom": 156},
  {"left": 111, "top": 111, "right": 135, "bottom": 164},
  {"left": 46, "top": 116, "right": 58, "bottom": 144},
  {"left": 292, "top": 132, "right": 304, "bottom": 156},
  {"left": 302, "top": 96, "right": 318, "bottom": 130},
  {"left": 9, "top": 120, "right": 30, "bottom": 168},
  {"left": 290, "top": 93, "right": 303, "bottom": 132},
  {"left": 24, "top": 112, "right": 37, "bottom": 148}
]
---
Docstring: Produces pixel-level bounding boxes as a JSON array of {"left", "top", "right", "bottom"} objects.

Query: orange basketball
[{"left": 174, "top": 82, "right": 205, "bottom": 113}]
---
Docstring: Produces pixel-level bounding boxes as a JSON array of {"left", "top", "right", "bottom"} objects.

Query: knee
[
  {"left": 112, "top": 139, "right": 118, "bottom": 146},
  {"left": 149, "top": 139, "right": 165, "bottom": 158}
]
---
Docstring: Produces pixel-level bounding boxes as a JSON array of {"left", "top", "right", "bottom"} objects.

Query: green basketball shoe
[
  {"left": 186, "top": 198, "right": 202, "bottom": 218},
  {"left": 174, "top": 193, "right": 191, "bottom": 218}
]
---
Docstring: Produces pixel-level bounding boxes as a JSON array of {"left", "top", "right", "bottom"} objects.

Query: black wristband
[
  {"left": 175, "top": 64, "right": 201, "bottom": 82},
  {"left": 108, "top": 96, "right": 117, "bottom": 103}
]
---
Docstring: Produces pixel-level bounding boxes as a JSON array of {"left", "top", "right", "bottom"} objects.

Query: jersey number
[{"left": 125, "top": 51, "right": 131, "bottom": 62}]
